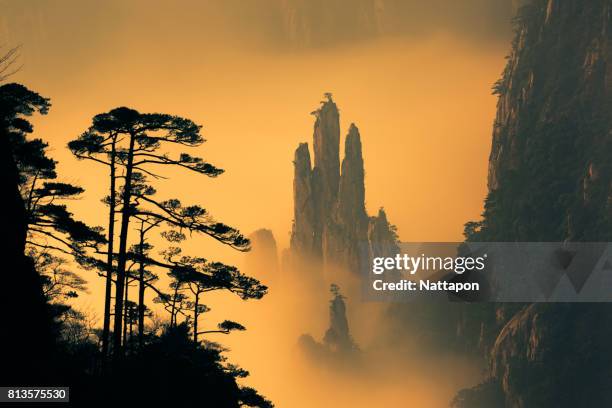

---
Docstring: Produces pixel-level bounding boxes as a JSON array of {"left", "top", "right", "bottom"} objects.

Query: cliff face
[
  {"left": 325, "top": 123, "right": 372, "bottom": 273},
  {"left": 290, "top": 143, "right": 317, "bottom": 258},
  {"left": 488, "top": 304, "right": 612, "bottom": 408},
  {"left": 455, "top": 2, "right": 612, "bottom": 407},
  {"left": 290, "top": 94, "right": 397, "bottom": 276},
  {"left": 474, "top": 0, "right": 611, "bottom": 242},
  {"left": 368, "top": 208, "right": 399, "bottom": 259},
  {"left": 312, "top": 98, "right": 341, "bottom": 260}
]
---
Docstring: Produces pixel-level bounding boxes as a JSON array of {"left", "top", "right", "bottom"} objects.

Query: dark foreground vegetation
[{"left": 0, "top": 50, "right": 272, "bottom": 406}]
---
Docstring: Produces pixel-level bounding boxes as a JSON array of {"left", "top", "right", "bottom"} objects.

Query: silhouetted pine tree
[{"left": 69, "top": 107, "right": 246, "bottom": 355}]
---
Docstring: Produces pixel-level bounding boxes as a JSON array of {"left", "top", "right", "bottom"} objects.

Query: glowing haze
[{"left": 3, "top": 1, "right": 511, "bottom": 406}]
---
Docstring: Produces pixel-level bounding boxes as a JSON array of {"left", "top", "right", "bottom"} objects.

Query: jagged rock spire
[
  {"left": 323, "top": 284, "right": 356, "bottom": 352},
  {"left": 325, "top": 123, "right": 370, "bottom": 273},
  {"left": 290, "top": 95, "right": 399, "bottom": 276},
  {"left": 312, "top": 94, "right": 340, "bottom": 222},
  {"left": 337, "top": 123, "right": 367, "bottom": 225},
  {"left": 369, "top": 208, "right": 399, "bottom": 259},
  {"left": 290, "top": 143, "right": 316, "bottom": 256}
]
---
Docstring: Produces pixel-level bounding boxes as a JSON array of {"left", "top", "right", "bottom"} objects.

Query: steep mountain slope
[
  {"left": 457, "top": 1, "right": 612, "bottom": 407},
  {"left": 468, "top": 0, "right": 611, "bottom": 242}
]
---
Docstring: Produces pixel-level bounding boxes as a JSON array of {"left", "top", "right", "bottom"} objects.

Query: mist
[
  {"left": 224, "top": 252, "right": 483, "bottom": 407},
  {"left": 3, "top": 1, "right": 510, "bottom": 406},
  {"left": 1, "top": 0, "right": 515, "bottom": 56}
]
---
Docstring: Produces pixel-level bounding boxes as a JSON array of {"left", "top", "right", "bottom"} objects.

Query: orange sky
[
  {"left": 2, "top": 1, "right": 508, "bottom": 249},
  {"left": 14, "top": 37, "right": 504, "bottom": 248},
  {"left": 3, "top": 2, "right": 509, "bottom": 406}
]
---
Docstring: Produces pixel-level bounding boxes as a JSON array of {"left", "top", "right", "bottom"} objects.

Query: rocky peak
[
  {"left": 298, "top": 284, "right": 359, "bottom": 362},
  {"left": 290, "top": 143, "right": 316, "bottom": 257},
  {"left": 312, "top": 93, "right": 341, "bottom": 225},
  {"left": 368, "top": 208, "right": 399, "bottom": 259},
  {"left": 337, "top": 123, "right": 367, "bottom": 225},
  {"left": 290, "top": 95, "right": 399, "bottom": 276},
  {"left": 323, "top": 284, "right": 356, "bottom": 352},
  {"left": 294, "top": 142, "right": 313, "bottom": 175}
]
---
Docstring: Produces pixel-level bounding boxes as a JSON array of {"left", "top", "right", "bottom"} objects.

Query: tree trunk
[
  {"left": 128, "top": 310, "right": 133, "bottom": 353},
  {"left": 102, "top": 138, "right": 116, "bottom": 357},
  {"left": 113, "top": 131, "right": 136, "bottom": 355},
  {"left": 122, "top": 277, "right": 129, "bottom": 348},
  {"left": 193, "top": 291, "right": 199, "bottom": 343},
  {"left": 170, "top": 284, "right": 179, "bottom": 327},
  {"left": 138, "top": 226, "right": 146, "bottom": 350}
]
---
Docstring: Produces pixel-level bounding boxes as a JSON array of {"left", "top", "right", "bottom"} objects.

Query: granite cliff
[
  {"left": 469, "top": 0, "right": 611, "bottom": 242},
  {"left": 456, "top": 1, "right": 612, "bottom": 407},
  {"left": 289, "top": 94, "right": 398, "bottom": 278}
]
